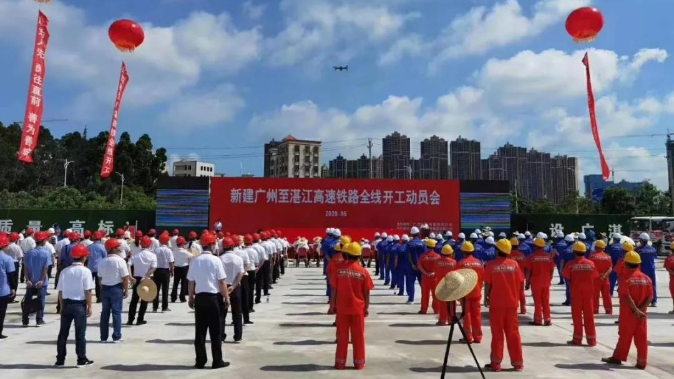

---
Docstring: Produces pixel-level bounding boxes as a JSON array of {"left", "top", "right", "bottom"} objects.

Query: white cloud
[
  {"left": 242, "top": 1, "right": 267, "bottom": 21},
  {"left": 379, "top": 34, "right": 429, "bottom": 65},
  {"left": 428, "top": 0, "right": 591, "bottom": 71},
  {"left": 159, "top": 84, "right": 245, "bottom": 132}
]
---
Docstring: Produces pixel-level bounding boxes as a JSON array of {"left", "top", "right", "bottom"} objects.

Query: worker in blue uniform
[
  {"left": 468, "top": 233, "right": 484, "bottom": 263},
  {"left": 523, "top": 231, "right": 535, "bottom": 253},
  {"left": 606, "top": 233, "right": 624, "bottom": 296},
  {"left": 397, "top": 235, "right": 415, "bottom": 300},
  {"left": 321, "top": 229, "right": 333, "bottom": 277},
  {"left": 324, "top": 229, "right": 341, "bottom": 298},
  {"left": 480, "top": 236, "right": 497, "bottom": 263},
  {"left": 388, "top": 235, "right": 400, "bottom": 289},
  {"left": 443, "top": 231, "right": 455, "bottom": 250},
  {"left": 578, "top": 233, "right": 591, "bottom": 258},
  {"left": 553, "top": 232, "right": 567, "bottom": 285},
  {"left": 377, "top": 234, "right": 389, "bottom": 281},
  {"left": 636, "top": 233, "right": 658, "bottom": 306},
  {"left": 407, "top": 226, "right": 426, "bottom": 302},
  {"left": 561, "top": 234, "right": 577, "bottom": 306}
]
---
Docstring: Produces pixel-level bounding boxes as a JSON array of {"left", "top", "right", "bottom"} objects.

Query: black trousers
[
  {"left": 222, "top": 286, "right": 243, "bottom": 341},
  {"left": 91, "top": 272, "right": 101, "bottom": 301},
  {"left": 54, "top": 263, "right": 64, "bottom": 289},
  {"left": 127, "top": 277, "right": 148, "bottom": 323},
  {"left": 247, "top": 270, "right": 256, "bottom": 311},
  {"left": 153, "top": 268, "right": 170, "bottom": 311},
  {"left": 195, "top": 293, "right": 224, "bottom": 367},
  {"left": 273, "top": 256, "right": 280, "bottom": 282},
  {"left": 0, "top": 295, "right": 9, "bottom": 335},
  {"left": 20, "top": 261, "right": 25, "bottom": 283},
  {"left": 171, "top": 266, "right": 189, "bottom": 302},
  {"left": 56, "top": 300, "right": 88, "bottom": 364},
  {"left": 12, "top": 262, "right": 20, "bottom": 294},
  {"left": 280, "top": 255, "right": 285, "bottom": 276},
  {"left": 240, "top": 278, "right": 251, "bottom": 323},
  {"left": 256, "top": 262, "right": 270, "bottom": 301}
]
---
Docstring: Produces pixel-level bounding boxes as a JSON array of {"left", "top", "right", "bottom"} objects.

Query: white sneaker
[
  {"left": 406, "top": 300, "right": 414, "bottom": 304},
  {"left": 112, "top": 339, "right": 125, "bottom": 343}
]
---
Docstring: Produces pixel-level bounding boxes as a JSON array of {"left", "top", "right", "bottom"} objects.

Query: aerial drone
[{"left": 333, "top": 65, "right": 348, "bottom": 71}]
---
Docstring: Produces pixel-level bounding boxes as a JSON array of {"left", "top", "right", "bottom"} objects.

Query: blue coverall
[
  {"left": 637, "top": 244, "right": 658, "bottom": 304},
  {"left": 407, "top": 238, "right": 426, "bottom": 299},
  {"left": 553, "top": 240, "right": 567, "bottom": 284},
  {"left": 524, "top": 238, "right": 535, "bottom": 255},
  {"left": 479, "top": 246, "right": 496, "bottom": 263},
  {"left": 324, "top": 237, "right": 339, "bottom": 298},
  {"left": 378, "top": 239, "right": 389, "bottom": 281},
  {"left": 398, "top": 242, "right": 415, "bottom": 300},
  {"left": 607, "top": 241, "right": 624, "bottom": 295},
  {"left": 561, "top": 244, "right": 576, "bottom": 304},
  {"left": 519, "top": 242, "right": 532, "bottom": 257},
  {"left": 454, "top": 240, "right": 466, "bottom": 262},
  {"left": 388, "top": 240, "right": 400, "bottom": 289}
]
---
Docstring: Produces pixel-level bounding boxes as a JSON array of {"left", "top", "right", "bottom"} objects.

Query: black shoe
[
  {"left": 96, "top": 299, "right": 102, "bottom": 303},
  {"left": 22, "top": 323, "right": 28, "bottom": 328},
  {"left": 212, "top": 361, "right": 230, "bottom": 369},
  {"left": 180, "top": 299, "right": 186, "bottom": 303},
  {"left": 54, "top": 361, "right": 65, "bottom": 368},
  {"left": 126, "top": 320, "right": 134, "bottom": 326},
  {"left": 561, "top": 302, "right": 570, "bottom": 306},
  {"left": 234, "top": 338, "right": 242, "bottom": 343},
  {"left": 244, "top": 321, "right": 254, "bottom": 325},
  {"left": 255, "top": 300, "right": 261, "bottom": 304},
  {"left": 36, "top": 321, "right": 45, "bottom": 327},
  {"left": 249, "top": 309, "right": 255, "bottom": 313},
  {"left": 0, "top": 334, "right": 7, "bottom": 340},
  {"left": 193, "top": 364, "right": 205, "bottom": 369},
  {"left": 528, "top": 321, "right": 542, "bottom": 326},
  {"left": 171, "top": 299, "right": 176, "bottom": 303},
  {"left": 77, "top": 359, "right": 94, "bottom": 368},
  {"left": 136, "top": 320, "right": 147, "bottom": 326},
  {"left": 152, "top": 309, "right": 158, "bottom": 313},
  {"left": 162, "top": 308, "right": 171, "bottom": 313}
]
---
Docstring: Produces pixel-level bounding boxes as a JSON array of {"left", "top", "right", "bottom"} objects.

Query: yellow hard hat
[
  {"left": 670, "top": 242, "right": 674, "bottom": 251},
  {"left": 534, "top": 238, "right": 546, "bottom": 248},
  {"left": 426, "top": 239, "right": 437, "bottom": 248},
  {"left": 572, "top": 242, "right": 587, "bottom": 253},
  {"left": 623, "top": 242, "right": 634, "bottom": 252},
  {"left": 510, "top": 237, "right": 520, "bottom": 247},
  {"left": 461, "top": 241, "right": 475, "bottom": 253},
  {"left": 340, "top": 236, "right": 352, "bottom": 246},
  {"left": 344, "top": 242, "right": 362, "bottom": 257},
  {"left": 624, "top": 251, "right": 641, "bottom": 265},
  {"left": 442, "top": 244, "right": 454, "bottom": 256},
  {"left": 594, "top": 240, "right": 606, "bottom": 250},
  {"left": 496, "top": 239, "right": 512, "bottom": 255},
  {"left": 335, "top": 243, "right": 342, "bottom": 252}
]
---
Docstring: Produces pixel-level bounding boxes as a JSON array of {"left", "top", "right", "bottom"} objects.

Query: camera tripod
[{"left": 440, "top": 299, "right": 486, "bottom": 379}]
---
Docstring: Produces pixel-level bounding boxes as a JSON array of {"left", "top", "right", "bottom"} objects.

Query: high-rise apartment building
[
  {"left": 382, "top": 132, "right": 411, "bottom": 179},
  {"left": 450, "top": 137, "right": 481, "bottom": 180},
  {"left": 265, "top": 135, "right": 322, "bottom": 178},
  {"left": 420, "top": 135, "right": 449, "bottom": 179}
]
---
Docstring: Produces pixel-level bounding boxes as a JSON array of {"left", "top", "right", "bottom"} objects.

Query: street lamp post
[
  {"left": 115, "top": 172, "right": 125, "bottom": 204},
  {"left": 63, "top": 159, "right": 74, "bottom": 187}
]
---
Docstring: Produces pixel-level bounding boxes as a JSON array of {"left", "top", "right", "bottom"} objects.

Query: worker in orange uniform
[
  {"left": 458, "top": 241, "right": 485, "bottom": 343},
  {"left": 508, "top": 238, "right": 527, "bottom": 314},
  {"left": 562, "top": 242, "right": 599, "bottom": 346},
  {"left": 434, "top": 244, "right": 458, "bottom": 325},
  {"left": 589, "top": 240, "right": 613, "bottom": 314},
  {"left": 602, "top": 251, "right": 653, "bottom": 369},
  {"left": 418, "top": 239, "right": 441, "bottom": 314},
  {"left": 524, "top": 237, "right": 556, "bottom": 326},
  {"left": 484, "top": 238, "right": 524, "bottom": 372},
  {"left": 666, "top": 243, "right": 674, "bottom": 314},
  {"left": 329, "top": 242, "right": 374, "bottom": 370}
]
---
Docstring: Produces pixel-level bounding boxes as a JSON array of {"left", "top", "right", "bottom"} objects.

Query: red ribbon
[
  {"left": 582, "top": 52, "right": 610, "bottom": 181},
  {"left": 101, "top": 62, "right": 130, "bottom": 179}
]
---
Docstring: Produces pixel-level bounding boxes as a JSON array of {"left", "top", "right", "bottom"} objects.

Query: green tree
[
  {"left": 601, "top": 188, "right": 636, "bottom": 215},
  {"left": 531, "top": 200, "right": 558, "bottom": 214},
  {"left": 634, "top": 182, "right": 671, "bottom": 216}
]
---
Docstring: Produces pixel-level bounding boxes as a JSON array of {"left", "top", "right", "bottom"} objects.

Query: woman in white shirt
[{"left": 171, "top": 237, "right": 193, "bottom": 303}]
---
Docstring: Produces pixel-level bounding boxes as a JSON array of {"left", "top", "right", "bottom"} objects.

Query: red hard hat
[
  {"left": 140, "top": 236, "right": 153, "bottom": 248},
  {"left": 84, "top": 230, "right": 92, "bottom": 238},
  {"left": 200, "top": 233, "right": 216, "bottom": 247},
  {"left": 35, "top": 232, "right": 49, "bottom": 242},
  {"left": 173, "top": 229, "right": 180, "bottom": 236},
  {"left": 222, "top": 237, "right": 235, "bottom": 248},
  {"left": 116, "top": 228, "right": 125, "bottom": 237},
  {"left": 148, "top": 229, "right": 157, "bottom": 236},
  {"left": 0, "top": 235, "right": 9, "bottom": 249},
  {"left": 177, "top": 237, "right": 187, "bottom": 246},
  {"left": 70, "top": 233, "right": 82, "bottom": 241},
  {"left": 244, "top": 234, "right": 253, "bottom": 244},
  {"left": 9, "top": 233, "right": 20, "bottom": 242},
  {"left": 217, "top": 232, "right": 224, "bottom": 239},
  {"left": 252, "top": 233, "right": 260, "bottom": 241},
  {"left": 159, "top": 234, "right": 171, "bottom": 245},
  {"left": 135, "top": 230, "right": 144, "bottom": 238},
  {"left": 71, "top": 244, "right": 89, "bottom": 259},
  {"left": 26, "top": 229, "right": 35, "bottom": 236},
  {"left": 224, "top": 232, "right": 231, "bottom": 237},
  {"left": 91, "top": 232, "right": 101, "bottom": 241},
  {"left": 188, "top": 231, "right": 197, "bottom": 240},
  {"left": 277, "top": 230, "right": 282, "bottom": 237},
  {"left": 105, "top": 238, "right": 121, "bottom": 251}
]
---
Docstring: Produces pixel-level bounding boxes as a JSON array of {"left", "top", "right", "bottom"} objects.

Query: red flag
[
  {"left": 101, "top": 62, "right": 130, "bottom": 179},
  {"left": 582, "top": 52, "right": 610, "bottom": 181},
  {"left": 19, "top": 11, "right": 50, "bottom": 164}
]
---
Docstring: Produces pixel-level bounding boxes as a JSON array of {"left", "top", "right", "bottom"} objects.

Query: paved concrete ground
[{"left": 0, "top": 262, "right": 673, "bottom": 379}]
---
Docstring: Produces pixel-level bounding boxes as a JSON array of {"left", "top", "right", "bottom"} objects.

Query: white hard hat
[
  {"left": 488, "top": 231, "right": 494, "bottom": 237},
  {"left": 475, "top": 229, "right": 482, "bottom": 234},
  {"left": 536, "top": 232, "right": 545, "bottom": 239},
  {"left": 525, "top": 231, "right": 531, "bottom": 237},
  {"left": 382, "top": 232, "right": 388, "bottom": 238},
  {"left": 374, "top": 232, "right": 380, "bottom": 237},
  {"left": 48, "top": 227, "right": 55, "bottom": 234},
  {"left": 579, "top": 233, "right": 587, "bottom": 240},
  {"left": 485, "top": 236, "right": 495, "bottom": 245},
  {"left": 517, "top": 234, "right": 525, "bottom": 240},
  {"left": 393, "top": 234, "right": 400, "bottom": 240},
  {"left": 334, "top": 229, "right": 342, "bottom": 237},
  {"left": 564, "top": 234, "right": 575, "bottom": 242},
  {"left": 612, "top": 233, "right": 622, "bottom": 240},
  {"left": 386, "top": 236, "right": 393, "bottom": 242},
  {"left": 402, "top": 234, "right": 410, "bottom": 241},
  {"left": 326, "top": 228, "right": 331, "bottom": 233},
  {"left": 556, "top": 231, "right": 564, "bottom": 238},
  {"left": 639, "top": 232, "right": 650, "bottom": 241},
  {"left": 410, "top": 226, "right": 420, "bottom": 235},
  {"left": 469, "top": 233, "right": 478, "bottom": 239},
  {"left": 65, "top": 229, "right": 73, "bottom": 233},
  {"left": 429, "top": 233, "right": 436, "bottom": 239},
  {"left": 458, "top": 232, "right": 466, "bottom": 239},
  {"left": 124, "top": 231, "right": 131, "bottom": 239},
  {"left": 498, "top": 232, "right": 507, "bottom": 238},
  {"left": 444, "top": 231, "right": 452, "bottom": 237}
]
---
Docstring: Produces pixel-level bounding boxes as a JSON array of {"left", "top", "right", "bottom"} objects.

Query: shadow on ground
[
  {"left": 100, "top": 364, "right": 193, "bottom": 372},
  {"left": 260, "top": 364, "right": 334, "bottom": 372},
  {"left": 274, "top": 340, "right": 334, "bottom": 346},
  {"left": 396, "top": 339, "right": 446, "bottom": 345}
]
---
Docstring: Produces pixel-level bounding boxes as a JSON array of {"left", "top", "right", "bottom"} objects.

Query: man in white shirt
[
  {"left": 169, "top": 229, "right": 180, "bottom": 251},
  {"left": 271, "top": 232, "right": 283, "bottom": 283},
  {"left": 153, "top": 234, "right": 174, "bottom": 313},
  {"left": 81, "top": 231, "right": 93, "bottom": 248},
  {"left": 148, "top": 229, "right": 160, "bottom": 250},
  {"left": 242, "top": 235, "right": 259, "bottom": 314},
  {"left": 127, "top": 237, "right": 157, "bottom": 326},
  {"left": 233, "top": 237, "right": 254, "bottom": 325},
  {"left": 20, "top": 229, "right": 37, "bottom": 257},
  {"left": 55, "top": 245, "right": 95, "bottom": 368},
  {"left": 219, "top": 237, "right": 245, "bottom": 342},
  {"left": 54, "top": 230, "right": 71, "bottom": 257},
  {"left": 98, "top": 239, "right": 130, "bottom": 343},
  {"left": 171, "top": 237, "right": 192, "bottom": 303},
  {"left": 7, "top": 233, "right": 23, "bottom": 299},
  {"left": 253, "top": 233, "right": 270, "bottom": 303},
  {"left": 187, "top": 232, "right": 230, "bottom": 369},
  {"left": 114, "top": 229, "right": 131, "bottom": 260}
]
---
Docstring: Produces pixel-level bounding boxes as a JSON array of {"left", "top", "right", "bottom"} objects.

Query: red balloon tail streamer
[
  {"left": 19, "top": 11, "right": 50, "bottom": 164},
  {"left": 101, "top": 62, "right": 130, "bottom": 179},
  {"left": 582, "top": 52, "right": 611, "bottom": 181}
]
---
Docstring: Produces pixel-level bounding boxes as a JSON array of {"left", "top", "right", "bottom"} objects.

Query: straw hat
[
  {"left": 435, "top": 268, "right": 478, "bottom": 302},
  {"left": 137, "top": 278, "right": 158, "bottom": 302}
]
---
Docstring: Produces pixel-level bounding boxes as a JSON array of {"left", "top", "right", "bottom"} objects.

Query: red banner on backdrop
[
  {"left": 582, "top": 52, "right": 611, "bottom": 181},
  {"left": 101, "top": 62, "right": 130, "bottom": 179},
  {"left": 210, "top": 178, "right": 461, "bottom": 242},
  {"left": 19, "top": 11, "right": 50, "bottom": 164}
]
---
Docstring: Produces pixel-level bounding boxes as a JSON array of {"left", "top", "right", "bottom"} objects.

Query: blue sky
[{"left": 1, "top": 0, "right": 674, "bottom": 188}]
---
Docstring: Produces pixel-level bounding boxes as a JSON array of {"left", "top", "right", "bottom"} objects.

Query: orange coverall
[
  {"left": 509, "top": 249, "right": 527, "bottom": 314},
  {"left": 590, "top": 250, "right": 613, "bottom": 314},
  {"left": 485, "top": 257, "right": 525, "bottom": 371},
  {"left": 459, "top": 255, "right": 485, "bottom": 343},
  {"left": 419, "top": 251, "right": 441, "bottom": 314},
  {"left": 612, "top": 269, "right": 653, "bottom": 368},
  {"left": 434, "top": 256, "right": 457, "bottom": 325},
  {"left": 665, "top": 255, "right": 674, "bottom": 310},
  {"left": 563, "top": 257, "right": 599, "bottom": 346},
  {"left": 524, "top": 249, "right": 555, "bottom": 325}
]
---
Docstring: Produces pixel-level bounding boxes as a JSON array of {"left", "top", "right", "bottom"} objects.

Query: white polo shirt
[
  {"left": 253, "top": 243, "right": 267, "bottom": 261},
  {"left": 154, "top": 246, "right": 174, "bottom": 269},
  {"left": 81, "top": 238, "right": 93, "bottom": 247},
  {"left": 169, "top": 235, "right": 179, "bottom": 251},
  {"left": 174, "top": 248, "right": 192, "bottom": 268},
  {"left": 54, "top": 237, "right": 69, "bottom": 255},
  {"left": 187, "top": 252, "right": 227, "bottom": 294},
  {"left": 243, "top": 246, "right": 259, "bottom": 269},
  {"left": 57, "top": 263, "right": 95, "bottom": 300},
  {"left": 233, "top": 247, "right": 253, "bottom": 271},
  {"left": 150, "top": 237, "right": 160, "bottom": 250},
  {"left": 97, "top": 254, "right": 130, "bottom": 286},
  {"left": 118, "top": 238, "right": 131, "bottom": 260},
  {"left": 188, "top": 241, "right": 203, "bottom": 256},
  {"left": 130, "top": 249, "right": 157, "bottom": 278},
  {"left": 220, "top": 252, "right": 245, "bottom": 285},
  {"left": 8, "top": 243, "right": 23, "bottom": 262},
  {"left": 20, "top": 236, "right": 36, "bottom": 254}
]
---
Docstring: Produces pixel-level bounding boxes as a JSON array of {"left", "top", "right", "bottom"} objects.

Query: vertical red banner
[
  {"left": 582, "top": 52, "right": 611, "bottom": 181},
  {"left": 101, "top": 62, "right": 130, "bottom": 179},
  {"left": 19, "top": 11, "right": 50, "bottom": 164}
]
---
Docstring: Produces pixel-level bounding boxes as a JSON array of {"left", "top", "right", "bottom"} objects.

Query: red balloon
[
  {"left": 565, "top": 7, "right": 604, "bottom": 44},
  {"left": 109, "top": 19, "right": 145, "bottom": 53}
]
